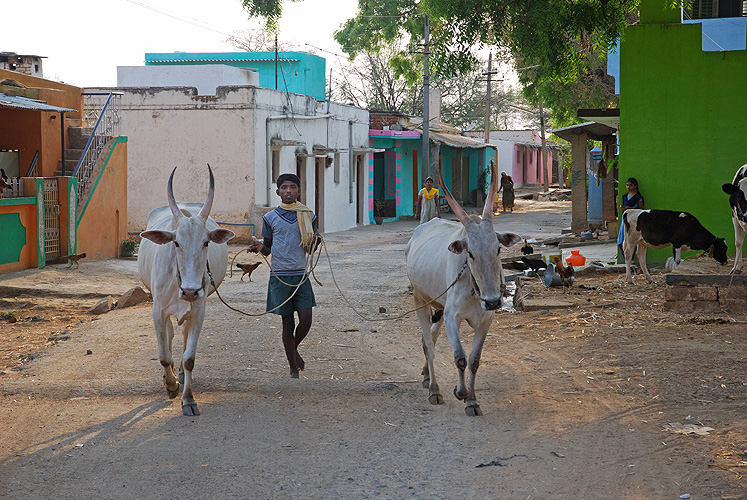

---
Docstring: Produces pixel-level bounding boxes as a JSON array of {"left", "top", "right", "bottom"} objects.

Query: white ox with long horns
[
  {"left": 405, "top": 165, "right": 520, "bottom": 416},
  {"left": 138, "top": 165, "right": 234, "bottom": 416}
]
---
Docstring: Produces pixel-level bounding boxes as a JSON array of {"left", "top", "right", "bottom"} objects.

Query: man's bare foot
[
  {"left": 290, "top": 369, "right": 299, "bottom": 379},
  {"left": 296, "top": 352, "right": 305, "bottom": 371}
]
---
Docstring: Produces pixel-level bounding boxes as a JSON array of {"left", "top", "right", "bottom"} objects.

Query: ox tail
[{"left": 431, "top": 309, "right": 444, "bottom": 324}]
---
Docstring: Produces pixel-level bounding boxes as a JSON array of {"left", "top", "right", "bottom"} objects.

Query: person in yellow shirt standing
[{"left": 415, "top": 176, "right": 441, "bottom": 224}]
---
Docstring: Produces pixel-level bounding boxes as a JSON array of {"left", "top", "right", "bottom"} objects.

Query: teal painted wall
[
  {"left": 145, "top": 52, "right": 327, "bottom": 101},
  {"left": 620, "top": 2, "right": 747, "bottom": 263},
  {"left": 370, "top": 135, "right": 497, "bottom": 219},
  {"left": 0, "top": 213, "right": 25, "bottom": 265}
]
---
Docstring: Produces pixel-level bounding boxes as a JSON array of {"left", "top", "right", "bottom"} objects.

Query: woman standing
[
  {"left": 498, "top": 171, "right": 515, "bottom": 212},
  {"left": 415, "top": 176, "right": 441, "bottom": 224},
  {"left": 617, "top": 177, "right": 644, "bottom": 258}
]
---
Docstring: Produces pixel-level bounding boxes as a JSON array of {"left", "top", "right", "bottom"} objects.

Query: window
[
  {"left": 333, "top": 153, "right": 340, "bottom": 184},
  {"left": 686, "top": 0, "right": 745, "bottom": 19}
]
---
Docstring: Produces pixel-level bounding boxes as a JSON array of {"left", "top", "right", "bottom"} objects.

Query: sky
[{"left": 3, "top": 0, "right": 360, "bottom": 87}]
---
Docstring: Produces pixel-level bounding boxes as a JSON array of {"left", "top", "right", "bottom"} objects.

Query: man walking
[{"left": 248, "top": 174, "right": 320, "bottom": 378}]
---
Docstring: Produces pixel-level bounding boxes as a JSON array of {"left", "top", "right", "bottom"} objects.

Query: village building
[
  {"left": 0, "top": 52, "right": 45, "bottom": 78},
  {"left": 368, "top": 108, "right": 498, "bottom": 223},
  {"left": 466, "top": 129, "right": 557, "bottom": 188},
  {"left": 91, "top": 53, "right": 369, "bottom": 237}
]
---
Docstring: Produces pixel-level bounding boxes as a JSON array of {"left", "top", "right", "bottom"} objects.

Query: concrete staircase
[{"left": 55, "top": 126, "right": 93, "bottom": 177}]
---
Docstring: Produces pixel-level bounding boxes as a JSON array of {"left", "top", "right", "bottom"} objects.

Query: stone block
[
  {"left": 115, "top": 286, "right": 151, "bottom": 309},
  {"left": 89, "top": 296, "right": 113, "bottom": 315},
  {"left": 664, "top": 286, "right": 718, "bottom": 302},
  {"left": 662, "top": 300, "right": 723, "bottom": 313}
]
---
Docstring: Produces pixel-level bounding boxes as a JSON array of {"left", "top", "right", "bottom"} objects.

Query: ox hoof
[
  {"left": 465, "top": 405, "right": 483, "bottom": 417},
  {"left": 182, "top": 402, "right": 200, "bottom": 416},
  {"left": 453, "top": 386, "right": 468, "bottom": 401},
  {"left": 428, "top": 393, "right": 444, "bottom": 405},
  {"left": 422, "top": 378, "right": 430, "bottom": 389},
  {"left": 166, "top": 385, "right": 180, "bottom": 399}
]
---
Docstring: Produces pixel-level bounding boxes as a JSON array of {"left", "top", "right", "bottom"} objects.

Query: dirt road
[{"left": 2, "top": 199, "right": 747, "bottom": 499}]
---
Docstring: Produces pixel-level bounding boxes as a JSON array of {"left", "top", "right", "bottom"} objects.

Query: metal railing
[
  {"left": 73, "top": 92, "right": 122, "bottom": 205},
  {"left": 25, "top": 150, "right": 39, "bottom": 177}
]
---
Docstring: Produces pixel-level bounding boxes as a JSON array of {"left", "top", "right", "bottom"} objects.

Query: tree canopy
[{"left": 240, "top": 0, "right": 637, "bottom": 126}]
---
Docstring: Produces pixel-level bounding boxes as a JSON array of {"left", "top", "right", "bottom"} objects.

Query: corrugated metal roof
[
  {"left": 0, "top": 93, "right": 76, "bottom": 112},
  {"left": 430, "top": 131, "right": 494, "bottom": 150},
  {"left": 152, "top": 58, "right": 299, "bottom": 63},
  {"left": 552, "top": 122, "right": 616, "bottom": 142}
]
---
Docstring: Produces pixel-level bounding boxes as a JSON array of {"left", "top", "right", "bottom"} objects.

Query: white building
[
  {"left": 86, "top": 81, "right": 370, "bottom": 238},
  {"left": 117, "top": 65, "right": 259, "bottom": 96}
]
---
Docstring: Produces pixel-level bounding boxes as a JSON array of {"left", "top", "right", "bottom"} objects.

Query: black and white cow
[
  {"left": 622, "top": 209, "right": 728, "bottom": 284},
  {"left": 722, "top": 164, "right": 747, "bottom": 274}
]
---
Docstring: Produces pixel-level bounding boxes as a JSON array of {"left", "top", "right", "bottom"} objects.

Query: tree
[
  {"left": 240, "top": 0, "right": 635, "bottom": 128},
  {"left": 520, "top": 48, "right": 619, "bottom": 129},
  {"left": 331, "top": 45, "right": 420, "bottom": 111},
  {"left": 331, "top": 49, "right": 531, "bottom": 130},
  {"left": 225, "top": 28, "right": 304, "bottom": 53}
]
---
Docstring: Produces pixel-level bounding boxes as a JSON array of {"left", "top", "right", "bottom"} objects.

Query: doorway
[
  {"left": 314, "top": 157, "right": 325, "bottom": 232},
  {"left": 373, "top": 152, "right": 396, "bottom": 218},
  {"left": 356, "top": 155, "right": 367, "bottom": 225},
  {"left": 450, "top": 151, "right": 470, "bottom": 205}
]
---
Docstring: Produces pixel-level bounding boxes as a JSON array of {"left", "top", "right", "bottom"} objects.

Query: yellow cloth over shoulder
[
  {"left": 422, "top": 188, "right": 439, "bottom": 200},
  {"left": 280, "top": 202, "right": 315, "bottom": 252}
]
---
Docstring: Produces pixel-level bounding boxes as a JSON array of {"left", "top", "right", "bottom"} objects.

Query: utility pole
[
  {"left": 422, "top": 15, "right": 430, "bottom": 180},
  {"left": 480, "top": 51, "right": 501, "bottom": 200},
  {"left": 539, "top": 102, "right": 549, "bottom": 192},
  {"left": 484, "top": 51, "right": 492, "bottom": 144}
]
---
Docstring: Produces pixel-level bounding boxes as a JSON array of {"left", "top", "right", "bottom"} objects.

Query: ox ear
[
  {"left": 448, "top": 239, "right": 468, "bottom": 254},
  {"left": 140, "top": 230, "right": 175, "bottom": 245},
  {"left": 497, "top": 232, "right": 522, "bottom": 248},
  {"left": 209, "top": 228, "right": 235, "bottom": 245},
  {"left": 723, "top": 183, "right": 738, "bottom": 195}
]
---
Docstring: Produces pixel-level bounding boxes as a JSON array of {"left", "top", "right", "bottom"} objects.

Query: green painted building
[
  {"left": 619, "top": 0, "right": 747, "bottom": 262},
  {"left": 145, "top": 51, "right": 327, "bottom": 101}
]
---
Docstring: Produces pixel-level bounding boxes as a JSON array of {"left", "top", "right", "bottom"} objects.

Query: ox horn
[
  {"left": 482, "top": 159, "right": 498, "bottom": 220},
  {"left": 437, "top": 168, "right": 469, "bottom": 224},
  {"left": 198, "top": 163, "right": 215, "bottom": 220},
  {"left": 167, "top": 167, "right": 183, "bottom": 221}
]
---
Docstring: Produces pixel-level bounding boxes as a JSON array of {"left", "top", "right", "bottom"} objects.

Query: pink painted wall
[{"left": 510, "top": 144, "right": 553, "bottom": 186}]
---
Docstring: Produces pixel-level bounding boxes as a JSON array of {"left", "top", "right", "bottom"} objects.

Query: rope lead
[{"left": 209, "top": 235, "right": 467, "bottom": 321}]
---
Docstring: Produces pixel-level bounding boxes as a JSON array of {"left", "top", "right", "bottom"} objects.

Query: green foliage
[
  {"left": 0, "top": 311, "right": 17, "bottom": 321},
  {"left": 240, "top": 0, "right": 304, "bottom": 31},
  {"left": 241, "top": 0, "right": 636, "bottom": 128},
  {"left": 121, "top": 236, "right": 139, "bottom": 254},
  {"left": 521, "top": 48, "right": 619, "bottom": 129}
]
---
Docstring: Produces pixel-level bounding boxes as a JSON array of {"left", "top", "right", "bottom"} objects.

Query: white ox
[
  {"left": 722, "top": 164, "right": 747, "bottom": 274},
  {"left": 405, "top": 165, "right": 520, "bottom": 416},
  {"left": 138, "top": 166, "right": 234, "bottom": 416}
]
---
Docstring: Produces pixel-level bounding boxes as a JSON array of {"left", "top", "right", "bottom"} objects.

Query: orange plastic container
[{"left": 566, "top": 250, "right": 586, "bottom": 266}]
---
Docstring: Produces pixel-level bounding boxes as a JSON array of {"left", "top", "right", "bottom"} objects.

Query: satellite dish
[{"left": 464, "top": 122, "right": 477, "bottom": 131}]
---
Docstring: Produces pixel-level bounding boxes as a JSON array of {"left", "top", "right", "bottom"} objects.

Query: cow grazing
[
  {"left": 405, "top": 163, "right": 520, "bottom": 416},
  {"left": 622, "top": 208, "right": 727, "bottom": 284},
  {"left": 138, "top": 165, "right": 234, "bottom": 415},
  {"left": 722, "top": 164, "right": 747, "bottom": 274}
]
